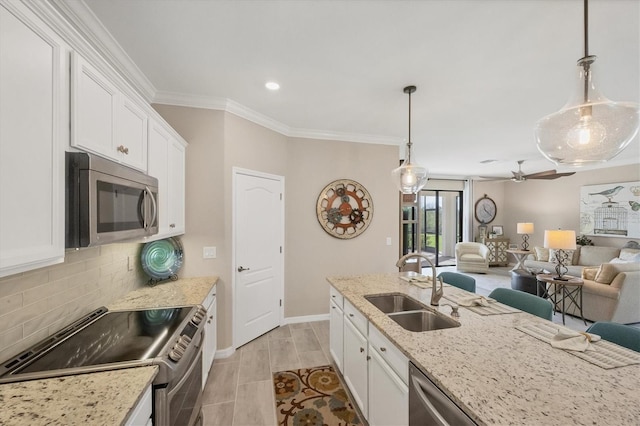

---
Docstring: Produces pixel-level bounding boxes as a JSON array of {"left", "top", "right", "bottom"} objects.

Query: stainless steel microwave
[{"left": 66, "top": 152, "right": 158, "bottom": 248}]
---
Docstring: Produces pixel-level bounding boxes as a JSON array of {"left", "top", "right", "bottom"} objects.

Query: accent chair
[{"left": 455, "top": 242, "right": 490, "bottom": 273}]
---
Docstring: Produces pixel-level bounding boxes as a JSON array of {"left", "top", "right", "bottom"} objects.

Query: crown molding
[{"left": 45, "top": 0, "right": 156, "bottom": 102}]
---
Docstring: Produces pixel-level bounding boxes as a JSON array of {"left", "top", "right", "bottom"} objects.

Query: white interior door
[{"left": 233, "top": 169, "right": 284, "bottom": 348}]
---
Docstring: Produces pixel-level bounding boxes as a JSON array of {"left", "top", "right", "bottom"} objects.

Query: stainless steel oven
[
  {"left": 0, "top": 305, "right": 207, "bottom": 426},
  {"left": 66, "top": 151, "right": 158, "bottom": 248}
]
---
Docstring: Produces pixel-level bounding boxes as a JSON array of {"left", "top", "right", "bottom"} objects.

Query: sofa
[{"left": 523, "top": 244, "right": 640, "bottom": 324}]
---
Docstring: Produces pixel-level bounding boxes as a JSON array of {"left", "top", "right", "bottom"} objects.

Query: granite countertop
[
  {"left": 0, "top": 366, "right": 158, "bottom": 426},
  {"left": 327, "top": 273, "right": 640, "bottom": 426},
  {"left": 1, "top": 276, "right": 218, "bottom": 425},
  {"left": 108, "top": 276, "right": 218, "bottom": 310}
]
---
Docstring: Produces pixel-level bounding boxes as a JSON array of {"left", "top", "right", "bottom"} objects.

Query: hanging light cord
[
  {"left": 407, "top": 89, "right": 412, "bottom": 164},
  {"left": 579, "top": 0, "right": 595, "bottom": 105}
]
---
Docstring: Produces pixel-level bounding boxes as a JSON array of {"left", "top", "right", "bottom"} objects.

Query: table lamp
[
  {"left": 516, "top": 222, "right": 534, "bottom": 250},
  {"left": 544, "top": 229, "right": 576, "bottom": 280}
]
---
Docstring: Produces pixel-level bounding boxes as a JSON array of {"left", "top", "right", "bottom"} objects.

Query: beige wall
[
  {"left": 471, "top": 164, "right": 640, "bottom": 249},
  {"left": 285, "top": 138, "right": 399, "bottom": 318},
  {"left": 0, "top": 243, "right": 146, "bottom": 363},
  {"left": 153, "top": 105, "right": 399, "bottom": 349}
]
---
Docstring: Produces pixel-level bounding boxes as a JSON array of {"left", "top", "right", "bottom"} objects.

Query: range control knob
[
  {"left": 191, "top": 307, "right": 207, "bottom": 325},
  {"left": 168, "top": 347, "right": 184, "bottom": 362}
]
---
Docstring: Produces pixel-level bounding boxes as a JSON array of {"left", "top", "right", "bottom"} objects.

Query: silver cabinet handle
[
  {"left": 349, "top": 313, "right": 354, "bottom": 317},
  {"left": 117, "top": 145, "right": 129, "bottom": 154},
  {"left": 360, "top": 347, "right": 364, "bottom": 353},
  {"left": 170, "top": 223, "right": 176, "bottom": 228},
  {"left": 237, "top": 266, "right": 250, "bottom": 272},
  {"left": 380, "top": 347, "right": 387, "bottom": 352}
]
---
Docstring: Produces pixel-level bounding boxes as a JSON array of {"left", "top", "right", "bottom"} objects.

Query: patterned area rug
[{"left": 273, "top": 365, "right": 362, "bottom": 426}]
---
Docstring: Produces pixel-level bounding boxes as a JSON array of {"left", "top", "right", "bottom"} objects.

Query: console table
[{"left": 484, "top": 237, "right": 509, "bottom": 266}]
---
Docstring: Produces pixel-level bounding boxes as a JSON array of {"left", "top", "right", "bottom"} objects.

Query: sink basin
[
  {"left": 365, "top": 293, "right": 460, "bottom": 332},
  {"left": 365, "top": 293, "right": 425, "bottom": 313},
  {"left": 388, "top": 311, "right": 460, "bottom": 332}
]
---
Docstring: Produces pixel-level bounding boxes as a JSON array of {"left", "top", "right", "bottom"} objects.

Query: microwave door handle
[{"left": 145, "top": 186, "right": 158, "bottom": 229}]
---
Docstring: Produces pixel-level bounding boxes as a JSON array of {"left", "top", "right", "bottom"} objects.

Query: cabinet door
[
  {"left": 0, "top": 2, "right": 66, "bottom": 277},
  {"left": 202, "top": 294, "right": 217, "bottom": 389},
  {"left": 167, "top": 139, "right": 185, "bottom": 234},
  {"left": 368, "top": 346, "right": 408, "bottom": 426},
  {"left": 117, "top": 97, "right": 148, "bottom": 171},
  {"left": 71, "top": 52, "right": 117, "bottom": 159},
  {"left": 329, "top": 300, "right": 344, "bottom": 372},
  {"left": 343, "top": 318, "right": 368, "bottom": 418}
]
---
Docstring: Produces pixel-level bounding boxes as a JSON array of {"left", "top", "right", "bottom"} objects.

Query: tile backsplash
[{"left": 0, "top": 243, "right": 147, "bottom": 364}]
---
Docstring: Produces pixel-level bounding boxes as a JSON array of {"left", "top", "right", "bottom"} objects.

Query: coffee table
[
  {"left": 506, "top": 249, "right": 530, "bottom": 271},
  {"left": 536, "top": 274, "right": 586, "bottom": 325}
]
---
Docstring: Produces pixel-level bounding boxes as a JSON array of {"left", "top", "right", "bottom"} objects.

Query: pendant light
[
  {"left": 392, "top": 85, "right": 428, "bottom": 194},
  {"left": 535, "top": 0, "right": 639, "bottom": 166}
]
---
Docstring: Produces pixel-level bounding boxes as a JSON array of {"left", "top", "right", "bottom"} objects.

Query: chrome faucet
[{"left": 396, "top": 252, "right": 444, "bottom": 306}]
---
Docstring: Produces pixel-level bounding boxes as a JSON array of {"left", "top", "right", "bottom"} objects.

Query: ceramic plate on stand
[{"left": 141, "top": 237, "right": 184, "bottom": 283}]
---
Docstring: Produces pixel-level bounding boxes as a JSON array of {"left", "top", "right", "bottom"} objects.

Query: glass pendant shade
[
  {"left": 392, "top": 161, "right": 428, "bottom": 194},
  {"left": 535, "top": 60, "right": 640, "bottom": 166},
  {"left": 392, "top": 85, "right": 428, "bottom": 194}
]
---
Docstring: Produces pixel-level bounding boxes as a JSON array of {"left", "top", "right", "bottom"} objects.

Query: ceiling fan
[{"left": 480, "top": 160, "right": 575, "bottom": 183}]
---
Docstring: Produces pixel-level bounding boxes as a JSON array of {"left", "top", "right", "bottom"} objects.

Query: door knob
[{"left": 237, "top": 266, "right": 250, "bottom": 272}]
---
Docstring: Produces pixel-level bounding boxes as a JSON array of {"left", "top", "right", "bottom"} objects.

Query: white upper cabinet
[
  {"left": 71, "top": 52, "right": 148, "bottom": 172},
  {"left": 147, "top": 119, "right": 186, "bottom": 239},
  {"left": 0, "top": 1, "right": 67, "bottom": 277}
]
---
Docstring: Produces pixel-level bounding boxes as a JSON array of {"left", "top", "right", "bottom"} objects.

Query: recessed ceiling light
[{"left": 265, "top": 81, "right": 280, "bottom": 91}]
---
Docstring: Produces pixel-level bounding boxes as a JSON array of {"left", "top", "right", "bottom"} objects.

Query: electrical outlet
[
  {"left": 386, "top": 237, "right": 392, "bottom": 246},
  {"left": 127, "top": 255, "right": 135, "bottom": 271},
  {"left": 203, "top": 247, "right": 217, "bottom": 259}
]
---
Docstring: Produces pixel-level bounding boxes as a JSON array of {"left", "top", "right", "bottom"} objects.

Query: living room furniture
[
  {"left": 510, "top": 270, "right": 538, "bottom": 295},
  {"left": 484, "top": 237, "right": 509, "bottom": 266},
  {"left": 455, "top": 242, "right": 489, "bottom": 273},
  {"left": 586, "top": 322, "right": 640, "bottom": 352},
  {"left": 437, "top": 271, "right": 476, "bottom": 293},
  {"left": 506, "top": 249, "right": 530, "bottom": 271},
  {"left": 537, "top": 274, "right": 586, "bottom": 325},
  {"left": 488, "top": 288, "right": 553, "bottom": 321}
]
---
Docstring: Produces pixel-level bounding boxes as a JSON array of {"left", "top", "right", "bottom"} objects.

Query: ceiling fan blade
[
  {"left": 527, "top": 171, "right": 576, "bottom": 180},
  {"left": 478, "top": 176, "right": 509, "bottom": 181},
  {"left": 522, "top": 169, "right": 557, "bottom": 179}
]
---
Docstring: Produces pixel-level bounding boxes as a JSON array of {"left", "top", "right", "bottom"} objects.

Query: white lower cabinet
[
  {"left": 329, "top": 286, "right": 409, "bottom": 425},
  {"left": 343, "top": 317, "right": 369, "bottom": 417},
  {"left": 202, "top": 286, "right": 217, "bottom": 389},
  {"left": 368, "top": 345, "right": 409, "bottom": 426},
  {"left": 124, "top": 384, "right": 152, "bottom": 426}
]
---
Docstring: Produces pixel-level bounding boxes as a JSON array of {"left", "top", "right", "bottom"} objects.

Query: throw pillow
[
  {"left": 534, "top": 246, "right": 549, "bottom": 262},
  {"left": 595, "top": 264, "right": 616, "bottom": 284},
  {"left": 619, "top": 248, "right": 640, "bottom": 261},
  {"left": 582, "top": 267, "right": 598, "bottom": 281},
  {"left": 549, "top": 249, "right": 574, "bottom": 266}
]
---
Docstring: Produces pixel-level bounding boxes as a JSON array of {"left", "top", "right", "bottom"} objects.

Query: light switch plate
[
  {"left": 386, "top": 237, "right": 392, "bottom": 246},
  {"left": 203, "top": 246, "right": 217, "bottom": 259}
]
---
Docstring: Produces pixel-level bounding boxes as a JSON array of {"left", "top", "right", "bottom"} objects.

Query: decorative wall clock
[
  {"left": 474, "top": 194, "right": 497, "bottom": 224},
  {"left": 316, "top": 179, "right": 373, "bottom": 239}
]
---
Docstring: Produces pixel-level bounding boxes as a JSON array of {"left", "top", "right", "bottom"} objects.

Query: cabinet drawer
[
  {"left": 344, "top": 299, "right": 367, "bottom": 336},
  {"left": 329, "top": 286, "right": 343, "bottom": 310},
  {"left": 369, "top": 325, "right": 408, "bottom": 385}
]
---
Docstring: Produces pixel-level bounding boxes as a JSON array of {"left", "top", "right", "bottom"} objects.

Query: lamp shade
[
  {"left": 544, "top": 230, "right": 577, "bottom": 250},
  {"left": 517, "top": 223, "right": 534, "bottom": 234}
]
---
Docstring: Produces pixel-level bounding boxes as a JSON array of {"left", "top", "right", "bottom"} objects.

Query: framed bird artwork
[{"left": 580, "top": 181, "right": 640, "bottom": 238}]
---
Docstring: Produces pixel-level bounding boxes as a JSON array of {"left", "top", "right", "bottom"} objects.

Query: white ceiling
[{"left": 71, "top": 0, "right": 639, "bottom": 179}]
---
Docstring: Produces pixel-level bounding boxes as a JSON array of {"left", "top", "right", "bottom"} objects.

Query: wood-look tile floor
[{"left": 202, "top": 321, "right": 332, "bottom": 426}]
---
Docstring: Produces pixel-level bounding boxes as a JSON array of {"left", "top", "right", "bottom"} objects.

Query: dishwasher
[{"left": 409, "top": 362, "right": 477, "bottom": 426}]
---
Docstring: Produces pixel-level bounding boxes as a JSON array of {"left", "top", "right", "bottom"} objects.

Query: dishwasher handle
[{"left": 411, "top": 374, "right": 450, "bottom": 426}]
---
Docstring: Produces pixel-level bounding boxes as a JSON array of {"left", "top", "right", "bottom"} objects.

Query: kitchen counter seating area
[
  {"left": 328, "top": 273, "right": 640, "bottom": 426},
  {"left": 0, "top": 276, "right": 218, "bottom": 426}
]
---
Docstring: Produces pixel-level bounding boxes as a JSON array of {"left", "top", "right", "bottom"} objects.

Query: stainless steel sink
[
  {"left": 365, "top": 293, "right": 460, "bottom": 332},
  {"left": 365, "top": 293, "right": 424, "bottom": 313},
  {"left": 388, "top": 311, "right": 460, "bottom": 332}
]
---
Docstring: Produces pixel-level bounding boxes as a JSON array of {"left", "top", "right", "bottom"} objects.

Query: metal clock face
[
  {"left": 474, "top": 195, "right": 497, "bottom": 224},
  {"left": 316, "top": 179, "right": 373, "bottom": 239}
]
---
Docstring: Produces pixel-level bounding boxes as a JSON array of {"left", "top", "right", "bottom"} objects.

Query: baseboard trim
[
  {"left": 214, "top": 346, "right": 235, "bottom": 359},
  {"left": 283, "top": 313, "right": 330, "bottom": 325}
]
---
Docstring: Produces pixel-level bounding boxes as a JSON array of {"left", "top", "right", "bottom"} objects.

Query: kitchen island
[
  {"left": 328, "top": 273, "right": 640, "bottom": 425},
  {"left": 0, "top": 276, "right": 218, "bottom": 425}
]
